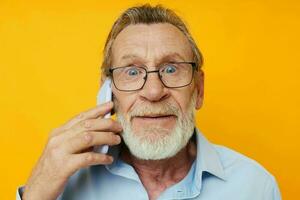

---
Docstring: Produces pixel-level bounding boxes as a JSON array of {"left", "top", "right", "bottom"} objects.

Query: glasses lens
[
  {"left": 159, "top": 63, "right": 193, "bottom": 87},
  {"left": 112, "top": 66, "right": 146, "bottom": 91}
]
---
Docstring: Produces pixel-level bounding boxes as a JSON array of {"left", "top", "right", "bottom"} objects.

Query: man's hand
[{"left": 22, "top": 101, "right": 122, "bottom": 200}]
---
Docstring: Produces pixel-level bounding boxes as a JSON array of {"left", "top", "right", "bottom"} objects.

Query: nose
[{"left": 139, "top": 72, "right": 169, "bottom": 102}]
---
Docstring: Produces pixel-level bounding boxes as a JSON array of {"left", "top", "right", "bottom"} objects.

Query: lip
[
  {"left": 132, "top": 115, "right": 177, "bottom": 121},
  {"left": 131, "top": 115, "right": 177, "bottom": 130}
]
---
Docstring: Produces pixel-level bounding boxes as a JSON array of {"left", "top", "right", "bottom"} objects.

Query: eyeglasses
[{"left": 109, "top": 61, "right": 197, "bottom": 91}]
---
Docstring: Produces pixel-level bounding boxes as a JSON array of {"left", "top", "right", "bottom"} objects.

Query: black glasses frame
[{"left": 109, "top": 61, "right": 197, "bottom": 92}]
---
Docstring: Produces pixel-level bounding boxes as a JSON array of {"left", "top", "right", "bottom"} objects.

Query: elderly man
[{"left": 17, "top": 4, "right": 281, "bottom": 200}]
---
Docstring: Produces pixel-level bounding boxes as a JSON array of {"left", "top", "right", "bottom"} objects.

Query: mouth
[
  {"left": 132, "top": 114, "right": 177, "bottom": 121},
  {"left": 130, "top": 114, "right": 177, "bottom": 131}
]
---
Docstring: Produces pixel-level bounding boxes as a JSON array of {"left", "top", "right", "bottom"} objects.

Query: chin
[
  {"left": 133, "top": 126, "right": 172, "bottom": 144},
  {"left": 119, "top": 114, "right": 195, "bottom": 160}
]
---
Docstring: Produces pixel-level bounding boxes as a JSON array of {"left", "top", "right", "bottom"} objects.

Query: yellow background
[{"left": 1, "top": 0, "right": 299, "bottom": 199}]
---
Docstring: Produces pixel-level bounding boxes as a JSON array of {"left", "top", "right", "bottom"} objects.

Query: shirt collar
[{"left": 194, "top": 128, "right": 227, "bottom": 181}]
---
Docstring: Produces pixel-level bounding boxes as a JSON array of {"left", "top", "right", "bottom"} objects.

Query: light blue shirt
[{"left": 17, "top": 128, "right": 281, "bottom": 200}]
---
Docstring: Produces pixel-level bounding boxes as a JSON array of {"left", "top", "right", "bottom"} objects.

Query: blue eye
[
  {"left": 164, "top": 65, "right": 177, "bottom": 74},
  {"left": 127, "top": 68, "right": 139, "bottom": 76}
]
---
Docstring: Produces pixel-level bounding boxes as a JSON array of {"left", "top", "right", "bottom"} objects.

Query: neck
[{"left": 120, "top": 139, "right": 197, "bottom": 199}]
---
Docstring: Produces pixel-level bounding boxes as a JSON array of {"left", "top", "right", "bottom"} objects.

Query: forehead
[{"left": 111, "top": 23, "right": 193, "bottom": 65}]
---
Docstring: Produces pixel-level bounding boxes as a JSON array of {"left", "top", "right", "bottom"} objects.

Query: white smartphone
[{"left": 93, "top": 78, "right": 112, "bottom": 154}]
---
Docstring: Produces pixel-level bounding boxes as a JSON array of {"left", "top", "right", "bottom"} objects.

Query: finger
[
  {"left": 68, "top": 152, "right": 114, "bottom": 174},
  {"left": 61, "top": 101, "right": 114, "bottom": 130},
  {"left": 65, "top": 131, "right": 121, "bottom": 153},
  {"left": 69, "top": 118, "right": 123, "bottom": 138},
  {"left": 55, "top": 118, "right": 123, "bottom": 142}
]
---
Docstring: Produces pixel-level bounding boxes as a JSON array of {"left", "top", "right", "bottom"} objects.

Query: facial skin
[{"left": 111, "top": 23, "right": 204, "bottom": 160}]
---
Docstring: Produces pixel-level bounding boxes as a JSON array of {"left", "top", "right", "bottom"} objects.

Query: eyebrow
[
  {"left": 161, "top": 53, "right": 186, "bottom": 62},
  {"left": 121, "top": 54, "right": 139, "bottom": 60},
  {"left": 120, "top": 52, "right": 187, "bottom": 62}
]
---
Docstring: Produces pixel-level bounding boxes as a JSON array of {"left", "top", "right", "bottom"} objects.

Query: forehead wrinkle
[
  {"left": 121, "top": 52, "right": 185, "bottom": 61},
  {"left": 112, "top": 23, "right": 193, "bottom": 67},
  {"left": 118, "top": 43, "right": 192, "bottom": 68}
]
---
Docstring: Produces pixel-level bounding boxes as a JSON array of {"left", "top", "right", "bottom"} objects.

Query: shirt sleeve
[
  {"left": 264, "top": 175, "right": 282, "bottom": 200},
  {"left": 15, "top": 185, "right": 64, "bottom": 200},
  {"left": 16, "top": 186, "right": 24, "bottom": 200}
]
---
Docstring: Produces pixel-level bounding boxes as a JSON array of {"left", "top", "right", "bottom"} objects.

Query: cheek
[
  {"left": 170, "top": 89, "right": 194, "bottom": 114},
  {"left": 113, "top": 88, "right": 137, "bottom": 115}
]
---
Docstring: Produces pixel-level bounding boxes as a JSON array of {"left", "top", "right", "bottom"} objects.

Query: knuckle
[
  {"left": 85, "top": 153, "right": 95, "bottom": 162},
  {"left": 83, "top": 131, "right": 93, "bottom": 144},
  {"left": 48, "top": 147, "right": 60, "bottom": 158},
  {"left": 76, "top": 112, "right": 85, "bottom": 119},
  {"left": 80, "top": 119, "right": 92, "bottom": 129},
  {"left": 85, "top": 154, "right": 110, "bottom": 164},
  {"left": 80, "top": 120, "right": 86, "bottom": 127},
  {"left": 47, "top": 136, "right": 59, "bottom": 148}
]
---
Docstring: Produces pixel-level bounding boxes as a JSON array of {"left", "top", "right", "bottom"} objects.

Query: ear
[{"left": 195, "top": 70, "right": 204, "bottom": 110}]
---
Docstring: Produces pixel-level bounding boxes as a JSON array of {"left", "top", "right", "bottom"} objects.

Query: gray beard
[{"left": 115, "top": 90, "right": 197, "bottom": 160}]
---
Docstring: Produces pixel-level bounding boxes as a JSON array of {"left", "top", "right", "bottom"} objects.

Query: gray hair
[{"left": 101, "top": 4, "right": 204, "bottom": 79}]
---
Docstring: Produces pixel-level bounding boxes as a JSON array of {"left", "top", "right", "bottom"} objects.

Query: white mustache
[{"left": 129, "top": 102, "right": 179, "bottom": 118}]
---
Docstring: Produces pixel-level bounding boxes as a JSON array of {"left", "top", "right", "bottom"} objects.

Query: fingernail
[
  {"left": 115, "top": 135, "right": 121, "bottom": 143},
  {"left": 108, "top": 156, "right": 114, "bottom": 162}
]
